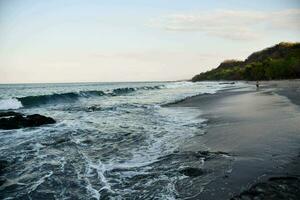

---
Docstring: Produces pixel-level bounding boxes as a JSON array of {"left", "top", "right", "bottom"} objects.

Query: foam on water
[
  {"left": 28, "top": 171, "right": 54, "bottom": 194},
  {"left": 164, "top": 81, "right": 195, "bottom": 88},
  {"left": 0, "top": 81, "right": 249, "bottom": 199},
  {"left": 0, "top": 98, "right": 23, "bottom": 110}
]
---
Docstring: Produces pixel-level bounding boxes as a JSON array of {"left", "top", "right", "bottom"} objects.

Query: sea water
[{"left": 0, "top": 81, "right": 246, "bottom": 199}]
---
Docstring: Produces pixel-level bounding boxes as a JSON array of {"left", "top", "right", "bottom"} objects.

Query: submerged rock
[
  {"left": 0, "top": 112, "right": 55, "bottom": 130},
  {"left": 179, "top": 167, "right": 205, "bottom": 177}
]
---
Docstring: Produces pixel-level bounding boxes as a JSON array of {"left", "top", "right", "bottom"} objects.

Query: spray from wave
[{"left": 0, "top": 98, "right": 23, "bottom": 110}]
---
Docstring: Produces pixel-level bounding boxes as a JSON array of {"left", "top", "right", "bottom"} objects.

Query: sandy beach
[{"left": 168, "top": 80, "right": 300, "bottom": 199}]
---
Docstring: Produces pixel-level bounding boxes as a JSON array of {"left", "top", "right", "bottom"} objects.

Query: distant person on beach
[{"left": 256, "top": 81, "right": 260, "bottom": 89}]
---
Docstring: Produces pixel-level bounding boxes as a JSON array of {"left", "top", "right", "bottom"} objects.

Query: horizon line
[{"left": 0, "top": 79, "right": 189, "bottom": 85}]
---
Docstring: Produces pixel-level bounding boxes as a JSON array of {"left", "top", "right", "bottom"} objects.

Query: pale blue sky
[{"left": 0, "top": 0, "right": 300, "bottom": 83}]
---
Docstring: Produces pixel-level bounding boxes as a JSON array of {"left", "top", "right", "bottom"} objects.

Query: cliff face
[{"left": 192, "top": 42, "right": 300, "bottom": 81}]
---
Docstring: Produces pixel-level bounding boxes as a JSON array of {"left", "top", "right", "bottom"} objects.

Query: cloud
[{"left": 150, "top": 9, "right": 300, "bottom": 40}]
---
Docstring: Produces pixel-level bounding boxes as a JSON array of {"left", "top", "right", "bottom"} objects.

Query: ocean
[{"left": 0, "top": 81, "right": 246, "bottom": 199}]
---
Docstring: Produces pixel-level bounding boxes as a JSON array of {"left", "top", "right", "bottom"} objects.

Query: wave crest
[
  {"left": 17, "top": 92, "right": 80, "bottom": 107},
  {"left": 10, "top": 85, "right": 163, "bottom": 108}
]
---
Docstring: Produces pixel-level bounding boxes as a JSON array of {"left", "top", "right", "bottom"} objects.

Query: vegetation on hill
[{"left": 192, "top": 42, "right": 300, "bottom": 81}]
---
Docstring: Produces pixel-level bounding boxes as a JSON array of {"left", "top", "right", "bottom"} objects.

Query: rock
[
  {"left": 0, "top": 112, "right": 55, "bottom": 130},
  {"left": 25, "top": 114, "right": 56, "bottom": 127},
  {"left": 179, "top": 167, "right": 205, "bottom": 177}
]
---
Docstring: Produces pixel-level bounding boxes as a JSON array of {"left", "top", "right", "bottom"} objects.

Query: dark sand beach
[{"left": 168, "top": 80, "right": 300, "bottom": 199}]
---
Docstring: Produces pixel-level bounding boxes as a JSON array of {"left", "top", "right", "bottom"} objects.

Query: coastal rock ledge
[{"left": 0, "top": 111, "right": 56, "bottom": 130}]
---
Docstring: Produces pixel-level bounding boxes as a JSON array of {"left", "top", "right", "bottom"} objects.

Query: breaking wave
[
  {"left": 0, "top": 82, "right": 225, "bottom": 110},
  {"left": 0, "top": 86, "right": 163, "bottom": 109}
]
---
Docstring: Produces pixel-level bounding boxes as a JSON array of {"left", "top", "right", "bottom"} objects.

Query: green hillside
[{"left": 192, "top": 42, "right": 300, "bottom": 81}]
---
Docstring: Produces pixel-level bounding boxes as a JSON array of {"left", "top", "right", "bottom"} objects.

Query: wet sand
[{"left": 168, "top": 80, "right": 300, "bottom": 199}]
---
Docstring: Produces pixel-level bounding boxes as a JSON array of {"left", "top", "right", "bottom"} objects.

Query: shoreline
[{"left": 168, "top": 80, "right": 300, "bottom": 199}]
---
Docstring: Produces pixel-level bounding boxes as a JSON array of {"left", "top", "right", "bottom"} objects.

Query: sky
[{"left": 0, "top": 0, "right": 300, "bottom": 83}]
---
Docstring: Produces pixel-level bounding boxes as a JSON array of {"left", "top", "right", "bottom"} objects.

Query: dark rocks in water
[
  {"left": 179, "top": 167, "right": 205, "bottom": 177},
  {"left": 231, "top": 176, "right": 300, "bottom": 200},
  {"left": 25, "top": 114, "right": 56, "bottom": 127},
  {"left": 0, "top": 112, "right": 55, "bottom": 130}
]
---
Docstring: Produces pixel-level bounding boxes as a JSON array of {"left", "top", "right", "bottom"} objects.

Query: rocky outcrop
[{"left": 0, "top": 112, "right": 55, "bottom": 130}]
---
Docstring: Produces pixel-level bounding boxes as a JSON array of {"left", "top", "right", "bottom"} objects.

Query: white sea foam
[
  {"left": 80, "top": 152, "right": 113, "bottom": 199},
  {"left": 0, "top": 98, "right": 23, "bottom": 110},
  {"left": 164, "top": 81, "right": 195, "bottom": 89},
  {"left": 0, "top": 81, "right": 251, "bottom": 199},
  {"left": 28, "top": 171, "right": 53, "bottom": 193},
  {"left": 85, "top": 181, "right": 101, "bottom": 200}
]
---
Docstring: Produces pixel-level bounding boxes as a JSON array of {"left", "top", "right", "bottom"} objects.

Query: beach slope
[{"left": 168, "top": 80, "right": 300, "bottom": 199}]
